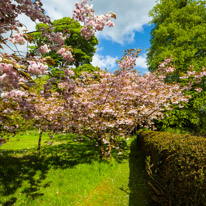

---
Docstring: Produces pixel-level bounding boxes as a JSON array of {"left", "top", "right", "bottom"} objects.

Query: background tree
[
  {"left": 31, "top": 17, "right": 99, "bottom": 68},
  {"left": 147, "top": 0, "right": 206, "bottom": 134},
  {"left": 147, "top": 0, "right": 206, "bottom": 74}
]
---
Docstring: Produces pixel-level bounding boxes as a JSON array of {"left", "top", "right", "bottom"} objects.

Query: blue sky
[{"left": 95, "top": 24, "right": 152, "bottom": 73}]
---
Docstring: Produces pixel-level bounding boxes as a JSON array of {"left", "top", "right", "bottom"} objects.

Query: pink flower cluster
[
  {"left": 43, "top": 31, "right": 70, "bottom": 46},
  {"left": 0, "top": 0, "right": 50, "bottom": 37},
  {"left": 65, "top": 68, "right": 75, "bottom": 77},
  {"left": 73, "top": 0, "right": 115, "bottom": 39},
  {"left": 116, "top": 49, "right": 141, "bottom": 73},
  {"left": 0, "top": 63, "right": 13, "bottom": 74},
  {"left": 28, "top": 61, "right": 48, "bottom": 75},
  {"left": 80, "top": 27, "right": 94, "bottom": 40},
  {"left": 180, "top": 69, "right": 206, "bottom": 81},
  {"left": 0, "top": 62, "right": 20, "bottom": 89},
  {"left": 118, "top": 55, "right": 136, "bottom": 70},
  {"left": 57, "top": 48, "right": 74, "bottom": 62},
  {"left": 32, "top": 92, "right": 69, "bottom": 132},
  {"left": 156, "top": 58, "right": 176, "bottom": 75},
  {"left": 73, "top": 0, "right": 94, "bottom": 22},
  {"left": 159, "top": 58, "right": 172, "bottom": 68},
  {"left": 54, "top": 64, "right": 203, "bottom": 155},
  {"left": 194, "top": 87, "right": 203, "bottom": 92},
  {"left": 38, "top": 44, "right": 51, "bottom": 54},
  {"left": 8, "top": 33, "right": 26, "bottom": 45},
  {"left": 1, "top": 90, "right": 27, "bottom": 99}
]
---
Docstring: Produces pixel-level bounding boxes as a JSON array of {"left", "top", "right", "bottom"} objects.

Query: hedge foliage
[{"left": 137, "top": 130, "right": 206, "bottom": 206}]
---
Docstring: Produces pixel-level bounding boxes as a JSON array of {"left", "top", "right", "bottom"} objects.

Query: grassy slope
[{"left": 0, "top": 131, "right": 153, "bottom": 206}]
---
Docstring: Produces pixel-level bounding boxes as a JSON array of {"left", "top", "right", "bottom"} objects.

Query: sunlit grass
[
  {"left": 0, "top": 131, "right": 154, "bottom": 206},
  {"left": 0, "top": 131, "right": 118, "bottom": 206},
  {"left": 1, "top": 130, "right": 50, "bottom": 151}
]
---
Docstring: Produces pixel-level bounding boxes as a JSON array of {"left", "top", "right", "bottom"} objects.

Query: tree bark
[
  {"left": 99, "top": 138, "right": 112, "bottom": 160},
  {"left": 37, "top": 128, "right": 43, "bottom": 152}
]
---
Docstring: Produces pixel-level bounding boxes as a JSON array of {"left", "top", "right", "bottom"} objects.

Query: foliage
[
  {"left": 156, "top": 91, "right": 206, "bottom": 136},
  {"left": 137, "top": 130, "right": 206, "bottom": 206},
  {"left": 147, "top": 0, "right": 206, "bottom": 74},
  {"left": 147, "top": 0, "right": 206, "bottom": 132},
  {"left": 30, "top": 17, "right": 99, "bottom": 68},
  {"left": 75, "top": 63, "right": 101, "bottom": 77}
]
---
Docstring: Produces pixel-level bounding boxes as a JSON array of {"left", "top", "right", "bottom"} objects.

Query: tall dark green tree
[
  {"left": 31, "top": 17, "right": 99, "bottom": 68},
  {"left": 147, "top": 0, "right": 206, "bottom": 74},
  {"left": 147, "top": 0, "right": 206, "bottom": 135}
]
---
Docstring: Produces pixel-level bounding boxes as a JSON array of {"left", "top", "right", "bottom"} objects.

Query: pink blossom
[
  {"left": 8, "top": 33, "right": 26, "bottom": 45},
  {"left": 57, "top": 48, "right": 66, "bottom": 55},
  {"left": 194, "top": 87, "right": 203, "bottom": 92},
  {"left": 28, "top": 61, "right": 48, "bottom": 75},
  {"left": 57, "top": 48, "right": 74, "bottom": 62},
  {"left": 73, "top": 0, "right": 115, "bottom": 39},
  {"left": 65, "top": 68, "right": 75, "bottom": 76},
  {"left": 38, "top": 44, "right": 51, "bottom": 54}
]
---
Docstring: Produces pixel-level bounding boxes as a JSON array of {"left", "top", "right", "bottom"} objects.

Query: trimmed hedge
[{"left": 137, "top": 131, "right": 206, "bottom": 206}]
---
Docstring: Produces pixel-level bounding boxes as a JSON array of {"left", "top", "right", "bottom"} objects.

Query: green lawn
[{"left": 0, "top": 131, "right": 154, "bottom": 206}]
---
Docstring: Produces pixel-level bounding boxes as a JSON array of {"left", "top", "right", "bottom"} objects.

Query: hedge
[{"left": 137, "top": 130, "right": 206, "bottom": 206}]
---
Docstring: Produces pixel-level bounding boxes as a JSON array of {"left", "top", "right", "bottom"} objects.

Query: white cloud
[
  {"left": 93, "top": 0, "right": 156, "bottom": 44},
  {"left": 41, "top": 0, "right": 76, "bottom": 20},
  {"left": 3, "top": 0, "right": 156, "bottom": 45},
  {"left": 40, "top": 0, "right": 156, "bottom": 44},
  {"left": 96, "top": 46, "right": 104, "bottom": 52},
  {"left": 136, "top": 54, "right": 148, "bottom": 69},
  {"left": 0, "top": 13, "right": 37, "bottom": 55},
  {"left": 92, "top": 53, "right": 118, "bottom": 70},
  {"left": 17, "top": 14, "right": 37, "bottom": 32},
  {"left": 145, "top": 71, "right": 150, "bottom": 75}
]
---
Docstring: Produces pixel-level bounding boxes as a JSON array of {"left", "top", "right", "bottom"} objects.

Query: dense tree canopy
[
  {"left": 147, "top": 0, "right": 206, "bottom": 134},
  {"left": 147, "top": 0, "right": 206, "bottom": 74}
]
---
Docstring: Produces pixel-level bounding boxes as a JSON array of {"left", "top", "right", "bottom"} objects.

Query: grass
[
  {"left": 0, "top": 131, "right": 154, "bottom": 206},
  {"left": 81, "top": 139, "right": 153, "bottom": 206}
]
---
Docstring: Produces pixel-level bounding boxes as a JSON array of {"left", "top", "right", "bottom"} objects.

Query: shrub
[{"left": 137, "top": 130, "right": 206, "bottom": 206}]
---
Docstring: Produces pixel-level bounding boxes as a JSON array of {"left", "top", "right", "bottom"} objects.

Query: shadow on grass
[
  {"left": 0, "top": 139, "right": 100, "bottom": 206},
  {"left": 129, "top": 139, "right": 157, "bottom": 206}
]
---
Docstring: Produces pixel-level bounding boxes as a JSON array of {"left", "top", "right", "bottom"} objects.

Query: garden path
[{"left": 80, "top": 140, "right": 153, "bottom": 206}]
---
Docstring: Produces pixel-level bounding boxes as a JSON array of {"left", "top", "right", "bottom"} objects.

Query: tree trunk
[
  {"left": 37, "top": 128, "right": 43, "bottom": 152},
  {"left": 75, "top": 61, "right": 79, "bottom": 68},
  {"left": 104, "top": 145, "right": 112, "bottom": 159},
  {"left": 100, "top": 144, "right": 105, "bottom": 160},
  {"left": 99, "top": 139, "right": 112, "bottom": 160}
]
